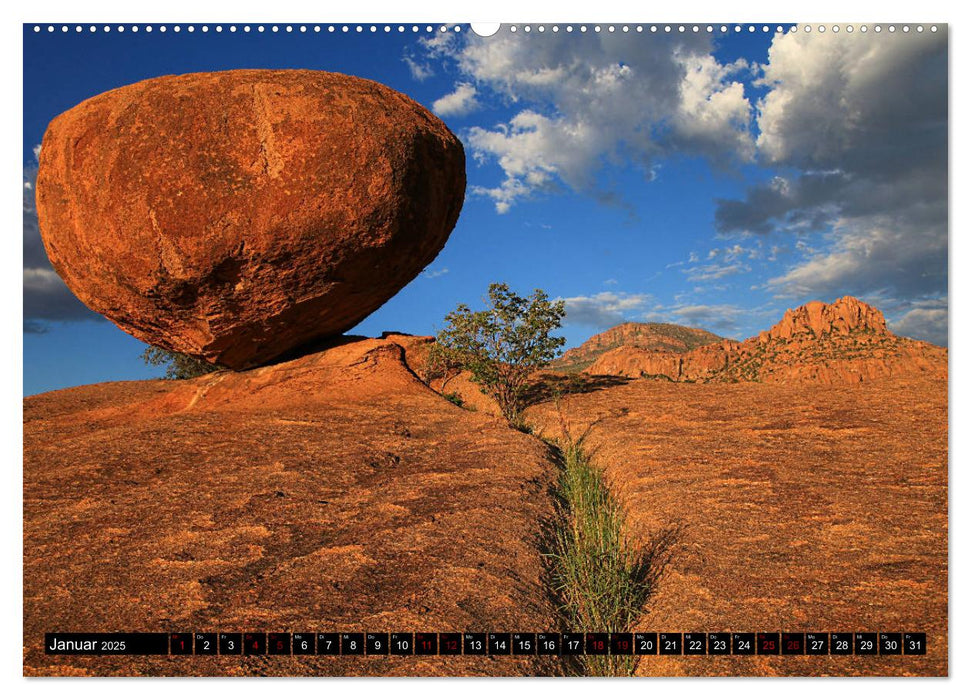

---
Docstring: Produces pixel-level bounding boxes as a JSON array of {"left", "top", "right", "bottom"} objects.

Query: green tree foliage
[
  {"left": 140, "top": 346, "right": 221, "bottom": 380},
  {"left": 437, "top": 283, "right": 566, "bottom": 425},
  {"left": 421, "top": 341, "right": 464, "bottom": 392}
]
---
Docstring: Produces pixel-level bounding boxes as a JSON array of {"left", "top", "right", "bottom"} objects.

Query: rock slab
[
  {"left": 24, "top": 335, "right": 557, "bottom": 676},
  {"left": 35, "top": 70, "right": 466, "bottom": 369}
]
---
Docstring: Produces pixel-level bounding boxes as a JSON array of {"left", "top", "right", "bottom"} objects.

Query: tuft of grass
[
  {"left": 442, "top": 391, "right": 465, "bottom": 408},
  {"left": 546, "top": 431, "right": 681, "bottom": 676},
  {"left": 508, "top": 412, "right": 534, "bottom": 434}
]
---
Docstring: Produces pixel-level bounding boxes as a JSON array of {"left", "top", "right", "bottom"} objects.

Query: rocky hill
[
  {"left": 585, "top": 297, "right": 946, "bottom": 385},
  {"left": 553, "top": 322, "right": 724, "bottom": 373}
]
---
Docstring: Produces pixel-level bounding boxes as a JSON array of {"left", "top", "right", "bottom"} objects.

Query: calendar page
[{"left": 22, "top": 20, "right": 948, "bottom": 678}]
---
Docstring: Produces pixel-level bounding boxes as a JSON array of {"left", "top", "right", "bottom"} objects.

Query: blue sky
[{"left": 23, "top": 24, "right": 948, "bottom": 395}]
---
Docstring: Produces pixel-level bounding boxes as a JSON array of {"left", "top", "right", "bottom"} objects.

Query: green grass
[
  {"left": 442, "top": 391, "right": 465, "bottom": 408},
  {"left": 546, "top": 433, "right": 681, "bottom": 676}
]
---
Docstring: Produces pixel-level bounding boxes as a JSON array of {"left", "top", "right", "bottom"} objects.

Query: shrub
[
  {"left": 437, "top": 283, "right": 565, "bottom": 425},
  {"left": 140, "top": 346, "right": 221, "bottom": 380},
  {"left": 442, "top": 391, "right": 465, "bottom": 408},
  {"left": 421, "top": 341, "right": 464, "bottom": 392}
]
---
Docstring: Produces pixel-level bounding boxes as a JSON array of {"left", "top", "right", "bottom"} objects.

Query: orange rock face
[
  {"left": 768, "top": 296, "right": 888, "bottom": 340},
  {"left": 35, "top": 70, "right": 466, "bottom": 369},
  {"left": 585, "top": 347, "right": 683, "bottom": 380},
  {"left": 527, "top": 374, "right": 948, "bottom": 676},
  {"left": 24, "top": 335, "right": 557, "bottom": 677}
]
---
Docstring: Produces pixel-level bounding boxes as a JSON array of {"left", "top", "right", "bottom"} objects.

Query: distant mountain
[
  {"left": 552, "top": 322, "right": 725, "bottom": 373},
  {"left": 584, "top": 297, "right": 947, "bottom": 385}
]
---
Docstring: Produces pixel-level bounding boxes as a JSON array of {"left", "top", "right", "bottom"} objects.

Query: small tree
[
  {"left": 140, "top": 346, "right": 221, "bottom": 380},
  {"left": 421, "top": 341, "right": 464, "bottom": 392},
  {"left": 438, "top": 283, "right": 566, "bottom": 426}
]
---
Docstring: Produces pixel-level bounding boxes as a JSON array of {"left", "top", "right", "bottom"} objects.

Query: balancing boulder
[{"left": 35, "top": 69, "right": 466, "bottom": 369}]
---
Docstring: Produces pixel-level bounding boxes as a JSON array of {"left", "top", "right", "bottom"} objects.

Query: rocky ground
[
  {"left": 528, "top": 375, "right": 948, "bottom": 676},
  {"left": 23, "top": 335, "right": 558, "bottom": 676},
  {"left": 24, "top": 332, "right": 948, "bottom": 677}
]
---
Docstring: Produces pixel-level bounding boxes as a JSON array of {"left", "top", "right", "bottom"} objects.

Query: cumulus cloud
[
  {"left": 889, "top": 299, "right": 948, "bottom": 347},
  {"left": 661, "top": 303, "right": 747, "bottom": 334},
  {"left": 716, "top": 29, "right": 947, "bottom": 330},
  {"left": 432, "top": 82, "right": 480, "bottom": 116},
  {"left": 23, "top": 159, "right": 103, "bottom": 332},
  {"left": 644, "top": 301, "right": 781, "bottom": 337},
  {"left": 755, "top": 31, "right": 946, "bottom": 172},
  {"left": 424, "top": 31, "right": 754, "bottom": 212},
  {"left": 561, "top": 291, "right": 652, "bottom": 328}
]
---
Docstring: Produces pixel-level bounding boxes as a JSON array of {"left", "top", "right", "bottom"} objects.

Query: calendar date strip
[{"left": 45, "top": 631, "right": 927, "bottom": 656}]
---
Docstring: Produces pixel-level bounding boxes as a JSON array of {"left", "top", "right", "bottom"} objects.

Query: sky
[{"left": 22, "top": 23, "right": 949, "bottom": 396}]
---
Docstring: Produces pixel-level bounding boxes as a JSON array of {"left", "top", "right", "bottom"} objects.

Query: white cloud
[
  {"left": 723, "top": 244, "right": 748, "bottom": 261},
  {"left": 561, "top": 291, "right": 652, "bottom": 328},
  {"left": 889, "top": 300, "right": 948, "bottom": 347},
  {"left": 684, "top": 262, "right": 750, "bottom": 282},
  {"left": 23, "top": 155, "right": 102, "bottom": 331},
  {"left": 718, "top": 30, "right": 947, "bottom": 308},
  {"left": 422, "top": 266, "right": 449, "bottom": 279},
  {"left": 431, "top": 82, "right": 480, "bottom": 117},
  {"left": 424, "top": 32, "right": 754, "bottom": 212},
  {"left": 755, "top": 30, "right": 945, "bottom": 170},
  {"left": 403, "top": 56, "right": 434, "bottom": 81},
  {"left": 670, "top": 53, "right": 754, "bottom": 162}
]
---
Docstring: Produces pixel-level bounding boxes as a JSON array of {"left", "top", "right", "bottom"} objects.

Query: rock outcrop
[
  {"left": 585, "top": 347, "right": 683, "bottom": 380},
  {"left": 767, "top": 297, "right": 887, "bottom": 340},
  {"left": 553, "top": 322, "right": 723, "bottom": 373},
  {"left": 35, "top": 70, "right": 466, "bottom": 369},
  {"left": 583, "top": 297, "right": 946, "bottom": 385}
]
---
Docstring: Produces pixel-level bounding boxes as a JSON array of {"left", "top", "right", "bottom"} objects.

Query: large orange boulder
[{"left": 35, "top": 70, "right": 465, "bottom": 369}]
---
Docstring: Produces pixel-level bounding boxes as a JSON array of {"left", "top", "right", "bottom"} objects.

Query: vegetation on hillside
[{"left": 140, "top": 346, "right": 221, "bottom": 380}]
